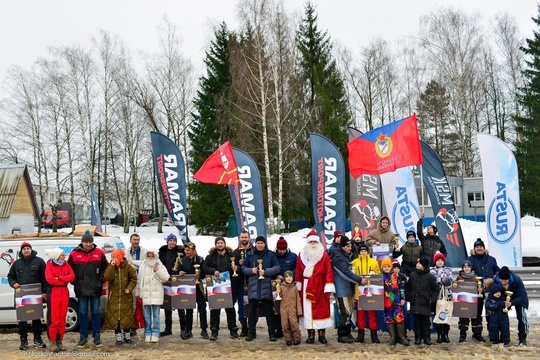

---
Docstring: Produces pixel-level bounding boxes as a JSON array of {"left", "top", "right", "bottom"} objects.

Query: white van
[{"left": 0, "top": 232, "right": 125, "bottom": 331}]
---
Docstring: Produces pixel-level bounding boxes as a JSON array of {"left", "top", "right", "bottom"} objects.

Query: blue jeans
[
  {"left": 78, "top": 296, "right": 101, "bottom": 339},
  {"left": 143, "top": 305, "right": 161, "bottom": 338}
]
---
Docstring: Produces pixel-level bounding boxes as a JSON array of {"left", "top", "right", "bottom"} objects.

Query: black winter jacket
[
  {"left": 7, "top": 250, "right": 48, "bottom": 294},
  {"left": 405, "top": 268, "right": 438, "bottom": 316}
]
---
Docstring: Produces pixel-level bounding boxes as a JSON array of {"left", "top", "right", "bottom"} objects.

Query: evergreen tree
[
  {"left": 188, "top": 23, "right": 236, "bottom": 235},
  {"left": 515, "top": 6, "right": 540, "bottom": 217}
]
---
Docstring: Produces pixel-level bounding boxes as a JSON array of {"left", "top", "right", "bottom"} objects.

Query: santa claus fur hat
[{"left": 306, "top": 229, "right": 320, "bottom": 242}]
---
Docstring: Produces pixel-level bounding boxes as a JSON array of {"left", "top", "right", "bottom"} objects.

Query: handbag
[{"left": 433, "top": 286, "right": 453, "bottom": 324}]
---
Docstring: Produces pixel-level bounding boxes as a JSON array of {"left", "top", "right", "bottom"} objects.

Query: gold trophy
[
  {"left": 364, "top": 275, "right": 372, "bottom": 297},
  {"left": 194, "top": 264, "right": 201, "bottom": 284},
  {"left": 476, "top": 277, "right": 484, "bottom": 298},
  {"left": 275, "top": 279, "right": 282, "bottom": 300},
  {"left": 257, "top": 259, "right": 264, "bottom": 279},
  {"left": 393, "top": 233, "right": 400, "bottom": 251},
  {"left": 503, "top": 291, "right": 513, "bottom": 313},
  {"left": 230, "top": 257, "right": 238, "bottom": 277}
]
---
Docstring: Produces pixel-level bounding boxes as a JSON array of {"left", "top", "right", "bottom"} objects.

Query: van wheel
[{"left": 65, "top": 299, "right": 80, "bottom": 332}]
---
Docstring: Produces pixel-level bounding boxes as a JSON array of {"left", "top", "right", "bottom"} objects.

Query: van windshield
[{"left": 44, "top": 215, "right": 53, "bottom": 220}]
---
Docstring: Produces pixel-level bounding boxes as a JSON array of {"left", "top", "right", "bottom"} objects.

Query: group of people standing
[{"left": 7, "top": 216, "right": 530, "bottom": 351}]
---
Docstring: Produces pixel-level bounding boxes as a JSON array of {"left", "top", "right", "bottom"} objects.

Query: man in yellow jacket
[{"left": 352, "top": 244, "right": 381, "bottom": 343}]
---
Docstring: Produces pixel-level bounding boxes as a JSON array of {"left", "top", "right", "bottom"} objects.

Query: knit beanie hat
[
  {"left": 461, "top": 260, "right": 472, "bottom": 269},
  {"left": 340, "top": 235, "right": 352, "bottom": 248},
  {"left": 306, "top": 229, "right": 319, "bottom": 242},
  {"left": 276, "top": 237, "right": 288, "bottom": 250},
  {"left": 284, "top": 270, "right": 294, "bottom": 279},
  {"left": 429, "top": 224, "right": 438, "bottom": 235},
  {"left": 166, "top": 233, "right": 177, "bottom": 242},
  {"left": 20, "top": 241, "right": 32, "bottom": 250},
  {"left": 418, "top": 257, "right": 430, "bottom": 270},
  {"left": 381, "top": 257, "right": 393, "bottom": 269},
  {"left": 255, "top": 235, "right": 267, "bottom": 245},
  {"left": 333, "top": 230, "right": 343, "bottom": 239},
  {"left": 488, "top": 282, "right": 502, "bottom": 294},
  {"left": 498, "top": 266, "right": 511, "bottom": 280},
  {"left": 433, "top": 251, "right": 446, "bottom": 264},
  {"left": 392, "top": 259, "right": 401, "bottom": 269},
  {"left": 111, "top": 248, "right": 125, "bottom": 267},
  {"left": 406, "top": 230, "right": 416, "bottom": 239},
  {"left": 473, "top": 238, "right": 485, "bottom": 248},
  {"left": 81, "top": 230, "right": 94, "bottom": 243},
  {"left": 214, "top": 236, "right": 225, "bottom": 245},
  {"left": 45, "top": 248, "right": 64, "bottom": 260},
  {"left": 358, "top": 243, "right": 369, "bottom": 253}
]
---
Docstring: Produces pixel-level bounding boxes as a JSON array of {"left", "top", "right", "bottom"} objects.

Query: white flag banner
[
  {"left": 380, "top": 167, "right": 421, "bottom": 244},
  {"left": 477, "top": 133, "right": 522, "bottom": 267}
]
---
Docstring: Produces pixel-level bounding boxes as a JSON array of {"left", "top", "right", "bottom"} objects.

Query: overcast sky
[{"left": 0, "top": 0, "right": 538, "bottom": 81}]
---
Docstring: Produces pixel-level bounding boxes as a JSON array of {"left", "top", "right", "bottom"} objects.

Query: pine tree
[
  {"left": 188, "top": 23, "right": 236, "bottom": 235},
  {"left": 515, "top": 6, "right": 540, "bottom": 217}
]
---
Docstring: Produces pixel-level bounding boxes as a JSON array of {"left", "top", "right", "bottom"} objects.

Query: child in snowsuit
[
  {"left": 485, "top": 283, "right": 510, "bottom": 346},
  {"left": 381, "top": 258, "right": 408, "bottom": 346},
  {"left": 277, "top": 270, "right": 302, "bottom": 345}
]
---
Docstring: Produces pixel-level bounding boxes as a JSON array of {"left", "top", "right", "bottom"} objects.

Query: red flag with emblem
[
  {"left": 193, "top": 141, "right": 240, "bottom": 185},
  {"left": 347, "top": 113, "right": 422, "bottom": 178}
]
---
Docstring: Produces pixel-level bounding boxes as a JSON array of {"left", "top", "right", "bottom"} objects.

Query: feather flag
[
  {"left": 193, "top": 141, "right": 240, "bottom": 185},
  {"left": 348, "top": 114, "right": 422, "bottom": 178}
]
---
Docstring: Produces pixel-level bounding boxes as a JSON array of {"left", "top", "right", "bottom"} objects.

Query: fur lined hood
[
  {"left": 469, "top": 248, "right": 490, "bottom": 256},
  {"left": 208, "top": 246, "right": 234, "bottom": 254}
]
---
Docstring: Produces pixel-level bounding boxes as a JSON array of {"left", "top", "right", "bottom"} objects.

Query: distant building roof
[{"left": 0, "top": 164, "right": 39, "bottom": 218}]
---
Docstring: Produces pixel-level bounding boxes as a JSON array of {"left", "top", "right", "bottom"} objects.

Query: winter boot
[
  {"left": 355, "top": 329, "right": 365, "bottom": 343},
  {"left": 240, "top": 322, "right": 248, "bottom": 337},
  {"left": 50, "top": 340, "right": 59, "bottom": 352},
  {"left": 209, "top": 328, "right": 218, "bottom": 340},
  {"left": 160, "top": 320, "right": 172, "bottom": 336},
  {"left": 435, "top": 324, "right": 443, "bottom": 343},
  {"left": 200, "top": 329, "right": 209, "bottom": 339},
  {"left": 516, "top": 334, "right": 527, "bottom": 347},
  {"left": 422, "top": 324, "right": 432, "bottom": 345},
  {"left": 76, "top": 336, "right": 87, "bottom": 348},
  {"left": 306, "top": 329, "right": 315, "bottom": 344},
  {"left": 56, "top": 340, "right": 66, "bottom": 352},
  {"left": 459, "top": 330, "right": 467, "bottom": 342},
  {"left": 33, "top": 336, "right": 46, "bottom": 348},
  {"left": 318, "top": 329, "right": 327, "bottom": 344},
  {"left": 370, "top": 329, "right": 380, "bottom": 343},
  {"left": 414, "top": 328, "right": 422, "bottom": 345},
  {"left": 115, "top": 331, "right": 123, "bottom": 345},
  {"left": 124, "top": 331, "right": 132, "bottom": 344},
  {"left": 472, "top": 333, "right": 486, "bottom": 342},
  {"left": 387, "top": 324, "right": 397, "bottom": 345},
  {"left": 19, "top": 337, "right": 28, "bottom": 351},
  {"left": 230, "top": 327, "right": 240, "bottom": 339},
  {"left": 245, "top": 332, "right": 256, "bottom": 341},
  {"left": 396, "top": 323, "right": 410, "bottom": 346},
  {"left": 442, "top": 324, "right": 451, "bottom": 343},
  {"left": 337, "top": 326, "right": 355, "bottom": 343}
]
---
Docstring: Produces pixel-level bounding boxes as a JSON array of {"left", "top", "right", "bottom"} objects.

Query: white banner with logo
[
  {"left": 478, "top": 133, "right": 522, "bottom": 267},
  {"left": 379, "top": 167, "right": 421, "bottom": 244}
]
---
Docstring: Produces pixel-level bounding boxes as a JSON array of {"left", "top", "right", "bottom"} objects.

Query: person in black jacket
[
  {"left": 202, "top": 236, "right": 240, "bottom": 340},
  {"left": 177, "top": 242, "right": 208, "bottom": 340},
  {"left": 405, "top": 257, "right": 438, "bottom": 345},
  {"left": 8, "top": 241, "right": 48, "bottom": 350},
  {"left": 416, "top": 212, "right": 447, "bottom": 266},
  {"left": 158, "top": 233, "right": 186, "bottom": 337},
  {"left": 231, "top": 230, "right": 252, "bottom": 337}
]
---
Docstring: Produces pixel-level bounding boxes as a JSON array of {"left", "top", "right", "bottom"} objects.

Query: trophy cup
[
  {"left": 230, "top": 257, "right": 238, "bottom": 277},
  {"left": 257, "top": 259, "right": 264, "bottom": 279},
  {"left": 194, "top": 264, "right": 201, "bottom": 284},
  {"left": 503, "top": 291, "right": 513, "bottom": 313},
  {"left": 275, "top": 279, "right": 282, "bottom": 300},
  {"left": 364, "top": 275, "right": 372, "bottom": 297},
  {"left": 476, "top": 277, "right": 484, "bottom": 298},
  {"left": 393, "top": 233, "right": 400, "bottom": 251}
]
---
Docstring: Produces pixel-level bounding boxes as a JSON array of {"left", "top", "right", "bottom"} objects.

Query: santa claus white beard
[{"left": 303, "top": 242, "right": 324, "bottom": 263}]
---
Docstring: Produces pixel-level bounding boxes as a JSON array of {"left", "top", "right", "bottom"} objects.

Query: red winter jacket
[{"left": 67, "top": 244, "right": 108, "bottom": 297}]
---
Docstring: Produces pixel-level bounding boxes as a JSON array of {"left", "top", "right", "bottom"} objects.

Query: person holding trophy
[
  {"left": 158, "top": 233, "right": 186, "bottom": 337},
  {"left": 202, "top": 236, "right": 240, "bottom": 340},
  {"left": 178, "top": 242, "right": 208, "bottom": 340},
  {"left": 492, "top": 266, "right": 529, "bottom": 346},
  {"left": 232, "top": 230, "right": 253, "bottom": 337},
  {"left": 485, "top": 282, "right": 510, "bottom": 346},
  {"left": 242, "top": 236, "right": 281, "bottom": 342},
  {"left": 275, "top": 270, "right": 302, "bottom": 345},
  {"left": 273, "top": 236, "right": 297, "bottom": 339},
  {"left": 351, "top": 243, "right": 381, "bottom": 343}
]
